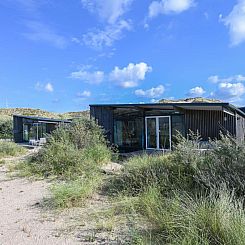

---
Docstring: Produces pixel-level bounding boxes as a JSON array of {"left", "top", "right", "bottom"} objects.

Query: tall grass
[
  {"left": 0, "top": 141, "right": 26, "bottom": 158},
  {"left": 50, "top": 174, "right": 103, "bottom": 208},
  {"left": 110, "top": 133, "right": 245, "bottom": 244}
]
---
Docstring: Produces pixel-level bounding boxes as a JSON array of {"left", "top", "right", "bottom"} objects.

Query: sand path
[{"left": 0, "top": 155, "right": 79, "bottom": 245}]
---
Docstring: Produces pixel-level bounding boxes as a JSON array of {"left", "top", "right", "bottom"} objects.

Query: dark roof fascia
[
  {"left": 90, "top": 102, "right": 230, "bottom": 108},
  {"left": 225, "top": 104, "right": 245, "bottom": 117},
  {"left": 90, "top": 103, "right": 245, "bottom": 118},
  {"left": 13, "top": 114, "right": 71, "bottom": 123}
]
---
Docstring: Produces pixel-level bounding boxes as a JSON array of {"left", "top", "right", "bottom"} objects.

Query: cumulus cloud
[
  {"left": 82, "top": 20, "right": 132, "bottom": 49},
  {"left": 212, "top": 82, "right": 245, "bottom": 101},
  {"left": 70, "top": 68, "right": 104, "bottom": 84},
  {"left": 109, "top": 62, "right": 152, "bottom": 88},
  {"left": 81, "top": 0, "right": 133, "bottom": 24},
  {"left": 187, "top": 86, "right": 206, "bottom": 97},
  {"left": 222, "top": 0, "right": 245, "bottom": 46},
  {"left": 149, "top": 0, "right": 195, "bottom": 18},
  {"left": 77, "top": 90, "right": 91, "bottom": 97},
  {"left": 135, "top": 85, "right": 165, "bottom": 98},
  {"left": 35, "top": 82, "right": 54, "bottom": 93},
  {"left": 23, "top": 21, "right": 67, "bottom": 49}
]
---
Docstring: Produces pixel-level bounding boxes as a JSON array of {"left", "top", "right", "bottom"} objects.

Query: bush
[
  {"left": 0, "top": 141, "right": 26, "bottom": 158},
  {"left": 0, "top": 116, "right": 13, "bottom": 139},
  {"left": 27, "top": 118, "right": 112, "bottom": 178}
]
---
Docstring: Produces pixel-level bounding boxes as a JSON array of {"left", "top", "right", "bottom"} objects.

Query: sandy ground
[
  {"left": 0, "top": 156, "right": 79, "bottom": 245},
  {"left": 0, "top": 153, "right": 129, "bottom": 245}
]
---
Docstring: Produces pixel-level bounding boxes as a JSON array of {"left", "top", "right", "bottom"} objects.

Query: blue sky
[{"left": 0, "top": 0, "right": 245, "bottom": 112}]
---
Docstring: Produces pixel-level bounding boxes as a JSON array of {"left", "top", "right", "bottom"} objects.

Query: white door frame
[{"left": 145, "top": 116, "right": 171, "bottom": 150}]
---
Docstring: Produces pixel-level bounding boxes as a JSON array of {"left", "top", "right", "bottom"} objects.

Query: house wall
[
  {"left": 236, "top": 114, "right": 245, "bottom": 141},
  {"left": 90, "top": 106, "right": 240, "bottom": 152},
  {"left": 90, "top": 106, "right": 114, "bottom": 143},
  {"left": 13, "top": 116, "right": 24, "bottom": 143},
  {"left": 184, "top": 110, "right": 236, "bottom": 140}
]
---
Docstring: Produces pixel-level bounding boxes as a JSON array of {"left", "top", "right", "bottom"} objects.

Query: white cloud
[
  {"left": 81, "top": 0, "right": 133, "bottom": 49},
  {"left": 222, "top": 0, "right": 245, "bottom": 46},
  {"left": 208, "top": 74, "right": 245, "bottom": 83},
  {"left": 135, "top": 85, "right": 165, "bottom": 98},
  {"left": 23, "top": 21, "right": 67, "bottom": 48},
  {"left": 70, "top": 68, "right": 104, "bottom": 84},
  {"left": 44, "top": 83, "right": 54, "bottom": 92},
  {"left": 35, "top": 82, "right": 54, "bottom": 93},
  {"left": 149, "top": 0, "right": 195, "bottom": 18},
  {"left": 208, "top": 75, "right": 219, "bottom": 83},
  {"left": 212, "top": 82, "right": 245, "bottom": 101},
  {"left": 109, "top": 62, "right": 152, "bottom": 88},
  {"left": 81, "top": 0, "right": 132, "bottom": 24},
  {"left": 77, "top": 90, "right": 91, "bottom": 97},
  {"left": 187, "top": 86, "right": 206, "bottom": 97},
  {"left": 82, "top": 20, "right": 132, "bottom": 49}
]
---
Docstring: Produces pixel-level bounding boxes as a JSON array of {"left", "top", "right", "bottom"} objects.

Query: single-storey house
[
  {"left": 13, "top": 115, "right": 71, "bottom": 143},
  {"left": 90, "top": 102, "right": 245, "bottom": 153}
]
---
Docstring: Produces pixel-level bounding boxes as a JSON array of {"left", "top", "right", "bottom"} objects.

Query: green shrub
[
  {"left": 0, "top": 141, "right": 26, "bottom": 158},
  {"left": 0, "top": 116, "right": 13, "bottom": 139},
  {"left": 27, "top": 118, "right": 112, "bottom": 178}
]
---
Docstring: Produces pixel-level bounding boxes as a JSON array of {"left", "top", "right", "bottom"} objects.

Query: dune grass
[
  {"left": 0, "top": 141, "right": 26, "bottom": 159},
  {"left": 108, "top": 134, "right": 245, "bottom": 244}
]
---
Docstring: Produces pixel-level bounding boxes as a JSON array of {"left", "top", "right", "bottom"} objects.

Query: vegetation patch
[
  {"left": 109, "top": 134, "right": 245, "bottom": 244},
  {"left": 0, "top": 141, "right": 26, "bottom": 159},
  {"left": 0, "top": 116, "right": 13, "bottom": 139},
  {"left": 50, "top": 174, "right": 103, "bottom": 208},
  {"left": 14, "top": 117, "right": 113, "bottom": 208}
]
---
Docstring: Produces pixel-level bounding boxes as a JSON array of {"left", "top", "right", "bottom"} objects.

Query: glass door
[
  {"left": 159, "top": 117, "right": 171, "bottom": 150},
  {"left": 146, "top": 116, "right": 171, "bottom": 150},
  {"left": 146, "top": 118, "right": 157, "bottom": 149}
]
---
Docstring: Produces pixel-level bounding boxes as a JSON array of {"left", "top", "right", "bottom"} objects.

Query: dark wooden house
[
  {"left": 13, "top": 115, "right": 70, "bottom": 143},
  {"left": 90, "top": 102, "right": 245, "bottom": 153}
]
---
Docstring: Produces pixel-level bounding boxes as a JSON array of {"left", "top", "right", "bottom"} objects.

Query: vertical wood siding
[
  {"left": 184, "top": 110, "right": 236, "bottom": 140},
  {"left": 90, "top": 106, "right": 114, "bottom": 143},
  {"left": 13, "top": 116, "right": 23, "bottom": 143},
  {"left": 236, "top": 114, "right": 245, "bottom": 141}
]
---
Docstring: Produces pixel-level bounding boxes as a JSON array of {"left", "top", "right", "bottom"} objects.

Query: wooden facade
[{"left": 90, "top": 103, "right": 245, "bottom": 152}]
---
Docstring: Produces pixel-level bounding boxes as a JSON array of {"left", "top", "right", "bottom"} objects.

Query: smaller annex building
[
  {"left": 90, "top": 102, "right": 245, "bottom": 153},
  {"left": 13, "top": 115, "right": 70, "bottom": 143}
]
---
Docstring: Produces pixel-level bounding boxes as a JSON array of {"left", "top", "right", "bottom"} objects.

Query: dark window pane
[
  {"left": 147, "top": 118, "right": 157, "bottom": 148},
  {"left": 159, "top": 117, "right": 170, "bottom": 149}
]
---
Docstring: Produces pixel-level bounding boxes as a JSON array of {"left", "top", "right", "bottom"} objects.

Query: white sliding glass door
[{"left": 145, "top": 116, "right": 171, "bottom": 150}]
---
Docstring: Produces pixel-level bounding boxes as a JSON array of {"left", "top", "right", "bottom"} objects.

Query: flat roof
[
  {"left": 90, "top": 102, "right": 245, "bottom": 117},
  {"left": 13, "top": 114, "right": 71, "bottom": 123}
]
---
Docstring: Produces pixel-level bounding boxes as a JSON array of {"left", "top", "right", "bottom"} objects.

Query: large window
[
  {"left": 23, "top": 122, "right": 48, "bottom": 141},
  {"left": 114, "top": 118, "right": 143, "bottom": 152},
  {"left": 171, "top": 115, "right": 185, "bottom": 144}
]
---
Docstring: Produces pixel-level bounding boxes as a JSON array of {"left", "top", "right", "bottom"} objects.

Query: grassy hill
[
  {"left": 159, "top": 97, "right": 222, "bottom": 103},
  {"left": 0, "top": 108, "right": 89, "bottom": 119}
]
